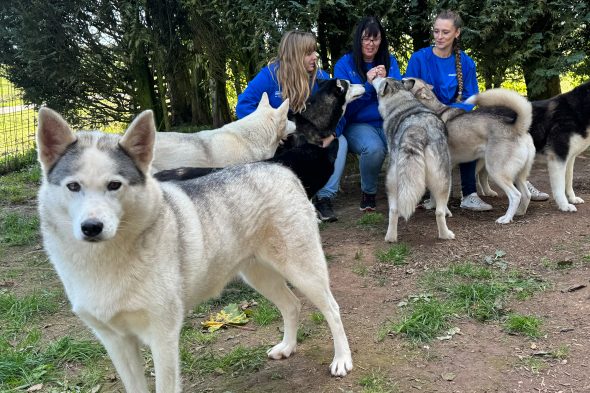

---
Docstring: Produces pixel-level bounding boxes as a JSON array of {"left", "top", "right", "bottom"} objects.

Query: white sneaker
[
  {"left": 526, "top": 181, "right": 549, "bottom": 201},
  {"left": 460, "top": 193, "right": 492, "bottom": 211}
]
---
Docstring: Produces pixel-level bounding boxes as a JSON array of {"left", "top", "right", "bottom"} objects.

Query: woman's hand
[
  {"left": 367, "top": 65, "right": 387, "bottom": 82},
  {"left": 321, "top": 134, "right": 336, "bottom": 148}
]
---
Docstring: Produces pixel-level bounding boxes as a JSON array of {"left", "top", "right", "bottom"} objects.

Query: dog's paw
[
  {"left": 569, "top": 196, "right": 584, "bottom": 204},
  {"left": 267, "top": 341, "right": 296, "bottom": 359},
  {"left": 384, "top": 234, "right": 398, "bottom": 243},
  {"left": 330, "top": 354, "right": 353, "bottom": 377},
  {"left": 445, "top": 207, "right": 452, "bottom": 217},
  {"left": 495, "top": 215, "right": 513, "bottom": 224},
  {"left": 558, "top": 203, "right": 577, "bottom": 212},
  {"left": 439, "top": 230, "right": 455, "bottom": 240}
]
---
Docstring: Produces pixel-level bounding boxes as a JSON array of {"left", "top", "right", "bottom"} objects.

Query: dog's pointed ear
[
  {"left": 277, "top": 98, "right": 290, "bottom": 117},
  {"left": 36, "top": 107, "right": 77, "bottom": 173},
  {"left": 257, "top": 92, "right": 270, "bottom": 109},
  {"left": 375, "top": 78, "right": 389, "bottom": 97},
  {"left": 119, "top": 110, "right": 155, "bottom": 173},
  {"left": 402, "top": 78, "right": 416, "bottom": 90}
]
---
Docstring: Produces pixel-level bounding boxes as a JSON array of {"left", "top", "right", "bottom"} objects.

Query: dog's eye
[
  {"left": 107, "top": 181, "right": 122, "bottom": 191},
  {"left": 66, "top": 182, "right": 81, "bottom": 192}
]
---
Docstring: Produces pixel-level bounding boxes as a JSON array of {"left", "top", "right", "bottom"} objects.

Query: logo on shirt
[
  {"left": 448, "top": 73, "right": 457, "bottom": 77},
  {"left": 274, "top": 91, "right": 282, "bottom": 99}
]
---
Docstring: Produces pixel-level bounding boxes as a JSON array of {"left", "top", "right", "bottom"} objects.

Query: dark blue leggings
[{"left": 459, "top": 160, "right": 477, "bottom": 196}]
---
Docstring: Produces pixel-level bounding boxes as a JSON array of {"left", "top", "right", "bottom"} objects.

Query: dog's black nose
[{"left": 81, "top": 219, "right": 103, "bottom": 238}]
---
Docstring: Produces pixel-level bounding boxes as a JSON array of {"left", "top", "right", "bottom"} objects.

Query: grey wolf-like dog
[
  {"left": 36, "top": 108, "right": 352, "bottom": 393},
  {"left": 373, "top": 77, "right": 454, "bottom": 242}
]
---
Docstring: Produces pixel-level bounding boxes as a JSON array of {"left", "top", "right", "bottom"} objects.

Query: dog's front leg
[
  {"left": 565, "top": 157, "right": 584, "bottom": 205},
  {"left": 548, "top": 159, "right": 577, "bottom": 211},
  {"left": 150, "top": 319, "right": 183, "bottom": 393},
  {"left": 90, "top": 325, "right": 149, "bottom": 393}
]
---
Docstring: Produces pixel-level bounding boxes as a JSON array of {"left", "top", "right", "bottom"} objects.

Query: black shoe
[
  {"left": 360, "top": 192, "right": 376, "bottom": 212},
  {"left": 315, "top": 198, "right": 338, "bottom": 222}
]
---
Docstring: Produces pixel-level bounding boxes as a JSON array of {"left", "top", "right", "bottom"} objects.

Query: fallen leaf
[
  {"left": 201, "top": 303, "right": 249, "bottom": 332},
  {"left": 27, "top": 384, "right": 43, "bottom": 392},
  {"left": 90, "top": 385, "right": 101, "bottom": 393}
]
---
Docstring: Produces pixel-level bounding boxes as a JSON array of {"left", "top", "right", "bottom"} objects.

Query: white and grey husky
[{"left": 36, "top": 108, "right": 352, "bottom": 393}]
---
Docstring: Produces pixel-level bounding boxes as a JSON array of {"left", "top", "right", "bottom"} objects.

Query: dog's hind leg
[
  {"left": 548, "top": 158, "right": 576, "bottom": 211},
  {"left": 384, "top": 171, "right": 399, "bottom": 242},
  {"left": 89, "top": 324, "right": 150, "bottom": 393},
  {"left": 490, "top": 174, "right": 521, "bottom": 224},
  {"left": 240, "top": 262, "right": 301, "bottom": 360},
  {"left": 428, "top": 179, "right": 455, "bottom": 240},
  {"left": 264, "top": 251, "right": 352, "bottom": 377},
  {"left": 566, "top": 156, "right": 584, "bottom": 205},
  {"left": 476, "top": 162, "right": 498, "bottom": 197}
]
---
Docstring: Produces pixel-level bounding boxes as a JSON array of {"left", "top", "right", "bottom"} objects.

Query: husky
[
  {"left": 404, "top": 77, "right": 536, "bottom": 224},
  {"left": 36, "top": 108, "right": 353, "bottom": 393},
  {"left": 155, "top": 79, "right": 365, "bottom": 199},
  {"left": 373, "top": 77, "right": 454, "bottom": 242},
  {"left": 151, "top": 92, "right": 295, "bottom": 171},
  {"left": 529, "top": 82, "right": 590, "bottom": 211}
]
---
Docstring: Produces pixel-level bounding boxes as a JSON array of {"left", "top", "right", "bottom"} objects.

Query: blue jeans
[
  {"left": 459, "top": 160, "right": 477, "bottom": 196},
  {"left": 316, "top": 135, "right": 348, "bottom": 199},
  {"left": 343, "top": 123, "right": 387, "bottom": 195}
]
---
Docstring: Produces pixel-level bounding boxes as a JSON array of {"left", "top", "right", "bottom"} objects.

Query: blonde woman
[{"left": 236, "top": 30, "right": 345, "bottom": 222}]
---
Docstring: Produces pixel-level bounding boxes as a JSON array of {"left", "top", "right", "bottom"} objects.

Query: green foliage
[
  {"left": 0, "top": 211, "right": 39, "bottom": 247},
  {"left": 357, "top": 212, "right": 385, "bottom": 227},
  {"left": 188, "top": 346, "right": 268, "bottom": 375},
  {"left": 359, "top": 369, "right": 398, "bottom": 393},
  {"left": 250, "top": 298, "right": 280, "bottom": 326},
  {"left": 376, "top": 243, "right": 410, "bottom": 265},
  {"left": 503, "top": 314, "right": 542, "bottom": 338},
  {"left": 383, "top": 297, "right": 451, "bottom": 343},
  {"left": 0, "top": 164, "right": 41, "bottom": 204}
]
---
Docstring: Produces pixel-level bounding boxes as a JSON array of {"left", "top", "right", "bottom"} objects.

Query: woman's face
[
  {"left": 433, "top": 18, "right": 460, "bottom": 52},
  {"left": 361, "top": 30, "right": 381, "bottom": 61},
  {"left": 304, "top": 50, "right": 318, "bottom": 73}
]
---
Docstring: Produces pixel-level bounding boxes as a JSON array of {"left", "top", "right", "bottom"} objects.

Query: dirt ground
[
  {"left": 191, "top": 154, "right": 590, "bottom": 393},
  {"left": 4, "top": 153, "right": 590, "bottom": 393}
]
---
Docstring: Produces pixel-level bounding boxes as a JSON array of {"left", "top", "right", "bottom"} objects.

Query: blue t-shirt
[
  {"left": 404, "top": 46, "right": 478, "bottom": 111},
  {"left": 235, "top": 62, "right": 330, "bottom": 119},
  {"left": 333, "top": 53, "right": 402, "bottom": 134}
]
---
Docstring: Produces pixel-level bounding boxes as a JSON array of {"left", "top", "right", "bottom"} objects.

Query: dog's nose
[{"left": 81, "top": 219, "right": 104, "bottom": 238}]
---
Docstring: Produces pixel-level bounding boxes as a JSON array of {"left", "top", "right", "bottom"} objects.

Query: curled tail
[
  {"left": 396, "top": 145, "right": 426, "bottom": 220},
  {"left": 465, "top": 88, "right": 533, "bottom": 135}
]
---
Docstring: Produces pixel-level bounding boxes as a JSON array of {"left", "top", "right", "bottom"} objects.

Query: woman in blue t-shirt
[
  {"left": 236, "top": 31, "right": 346, "bottom": 222},
  {"left": 405, "top": 9, "right": 493, "bottom": 211},
  {"left": 334, "top": 16, "right": 402, "bottom": 212}
]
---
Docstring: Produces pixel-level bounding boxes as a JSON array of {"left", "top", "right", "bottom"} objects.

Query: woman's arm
[{"left": 235, "top": 67, "right": 273, "bottom": 119}]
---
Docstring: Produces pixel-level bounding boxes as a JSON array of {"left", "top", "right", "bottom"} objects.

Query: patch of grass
[
  {"left": 205, "top": 280, "right": 258, "bottom": 308},
  {"left": 0, "top": 290, "right": 60, "bottom": 329},
  {"left": 447, "top": 281, "right": 507, "bottom": 321},
  {"left": 550, "top": 345, "right": 570, "bottom": 360},
  {"left": 0, "top": 164, "right": 41, "bottom": 203},
  {"left": 0, "top": 330, "right": 106, "bottom": 391},
  {"left": 352, "top": 262, "right": 369, "bottom": 277},
  {"left": 0, "top": 211, "right": 39, "bottom": 247},
  {"left": 181, "top": 326, "right": 219, "bottom": 346},
  {"left": 250, "top": 298, "right": 280, "bottom": 326},
  {"left": 357, "top": 212, "right": 385, "bottom": 227},
  {"left": 519, "top": 356, "right": 546, "bottom": 375},
  {"left": 310, "top": 312, "right": 325, "bottom": 325},
  {"left": 380, "top": 298, "right": 451, "bottom": 343},
  {"left": 503, "top": 314, "right": 542, "bottom": 338},
  {"left": 358, "top": 369, "right": 398, "bottom": 393},
  {"left": 354, "top": 249, "right": 364, "bottom": 260},
  {"left": 376, "top": 243, "right": 409, "bottom": 265},
  {"left": 297, "top": 325, "right": 313, "bottom": 343},
  {"left": 188, "top": 346, "right": 267, "bottom": 375}
]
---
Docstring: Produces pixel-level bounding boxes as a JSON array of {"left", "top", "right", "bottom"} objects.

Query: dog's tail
[
  {"left": 465, "top": 88, "right": 533, "bottom": 135},
  {"left": 396, "top": 142, "right": 426, "bottom": 220}
]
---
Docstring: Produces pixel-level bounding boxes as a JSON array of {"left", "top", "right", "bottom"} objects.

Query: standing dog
[
  {"left": 152, "top": 92, "right": 295, "bottom": 171},
  {"left": 36, "top": 108, "right": 353, "bottom": 393},
  {"left": 373, "top": 77, "right": 454, "bottom": 242},
  {"left": 527, "top": 81, "right": 590, "bottom": 211},
  {"left": 405, "top": 77, "right": 535, "bottom": 224}
]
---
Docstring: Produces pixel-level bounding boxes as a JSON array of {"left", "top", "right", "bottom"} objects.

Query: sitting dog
[
  {"left": 405, "top": 77, "right": 535, "bottom": 224},
  {"left": 36, "top": 108, "right": 353, "bottom": 392},
  {"left": 373, "top": 77, "right": 455, "bottom": 242},
  {"left": 151, "top": 92, "right": 295, "bottom": 171}
]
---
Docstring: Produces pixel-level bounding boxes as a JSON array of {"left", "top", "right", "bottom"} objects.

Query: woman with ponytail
[{"left": 404, "top": 10, "right": 493, "bottom": 211}]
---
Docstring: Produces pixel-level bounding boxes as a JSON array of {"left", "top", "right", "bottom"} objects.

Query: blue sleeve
[
  {"left": 388, "top": 55, "right": 402, "bottom": 80},
  {"left": 235, "top": 67, "right": 273, "bottom": 119}
]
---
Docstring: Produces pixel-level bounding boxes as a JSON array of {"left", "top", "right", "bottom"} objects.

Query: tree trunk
[
  {"left": 523, "top": 63, "right": 561, "bottom": 100},
  {"left": 191, "top": 58, "right": 212, "bottom": 126},
  {"left": 410, "top": 0, "right": 432, "bottom": 53}
]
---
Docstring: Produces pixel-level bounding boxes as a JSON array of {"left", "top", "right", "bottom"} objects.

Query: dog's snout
[{"left": 81, "top": 219, "right": 104, "bottom": 238}]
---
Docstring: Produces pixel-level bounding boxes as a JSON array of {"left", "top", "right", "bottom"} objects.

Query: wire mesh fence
[{"left": 0, "top": 66, "right": 37, "bottom": 174}]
